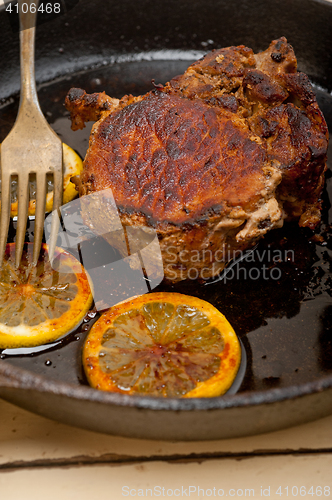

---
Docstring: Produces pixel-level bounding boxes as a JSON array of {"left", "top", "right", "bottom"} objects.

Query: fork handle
[{"left": 18, "top": 0, "right": 40, "bottom": 109}]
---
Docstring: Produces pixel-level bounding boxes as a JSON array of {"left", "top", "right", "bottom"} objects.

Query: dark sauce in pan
[{"left": 0, "top": 59, "right": 331, "bottom": 394}]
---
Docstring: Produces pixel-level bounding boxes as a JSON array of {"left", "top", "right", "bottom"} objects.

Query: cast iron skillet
[{"left": 0, "top": 0, "right": 331, "bottom": 440}]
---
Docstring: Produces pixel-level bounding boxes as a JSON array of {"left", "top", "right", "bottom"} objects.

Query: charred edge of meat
[{"left": 65, "top": 88, "right": 119, "bottom": 130}]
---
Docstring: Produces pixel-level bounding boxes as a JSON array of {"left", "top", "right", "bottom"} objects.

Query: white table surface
[{"left": 0, "top": 398, "right": 331, "bottom": 499}]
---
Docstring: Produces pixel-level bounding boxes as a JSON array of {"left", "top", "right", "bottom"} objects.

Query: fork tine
[
  {"left": 48, "top": 167, "right": 63, "bottom": 263},
  {"left": 32, "top": 171, "right": 47, "bottom": 265},
  {"left": 0, "top": 170, "right": 12, "bottom": 265},
  {"left": 15, "top": 172, "right": 29, "bottom": 268},
  {"left": 53, "top": 168, "right": 63, "bottom": 212}
]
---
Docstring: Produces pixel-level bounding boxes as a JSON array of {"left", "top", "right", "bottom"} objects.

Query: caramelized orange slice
[
  {"left": 83, "top": 292, "right": 240, "bottom": 398},
  {"left": 0, "top": 243, "right": 93, "bottom": 348},
  {"left": 0, "top": 143, "right": 83, "bottom": 217}
]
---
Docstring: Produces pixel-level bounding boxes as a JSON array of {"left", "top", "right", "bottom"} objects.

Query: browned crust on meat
[
  {"left": 80, "top": 90, "right": 275, "bottom": 225},
  {"left": 73, "top": 37, "right": 328, "bottom": 228}
]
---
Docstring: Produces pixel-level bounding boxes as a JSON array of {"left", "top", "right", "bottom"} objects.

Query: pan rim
[{"left": 1, "top": 357, "right": 332, "bottom": 411}]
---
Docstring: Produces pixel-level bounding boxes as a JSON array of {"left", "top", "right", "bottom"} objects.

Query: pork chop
[{"left": 65, "top": 37, "right": 328, "bottom": 282}]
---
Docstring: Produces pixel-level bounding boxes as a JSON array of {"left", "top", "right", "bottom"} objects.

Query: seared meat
[{"left": 65, "top": 37, "right": 328, "bottom": 282}]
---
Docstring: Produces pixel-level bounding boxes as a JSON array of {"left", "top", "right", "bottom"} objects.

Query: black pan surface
[{"left": 0, "top": 0, "right": 331, "bottom": 440}]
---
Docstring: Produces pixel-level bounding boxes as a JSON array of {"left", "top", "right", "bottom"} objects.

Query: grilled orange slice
[
  {"left": 83, "top": 292, "right": 241, "bottom": 398},
  {"left": 0, "top": 243, "right": 93, "bottom": 349},
  {"left": 0, "top": 143, "right": 83, "bottom": 218}
]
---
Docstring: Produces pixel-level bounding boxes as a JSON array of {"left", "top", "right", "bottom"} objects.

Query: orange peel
[{"left": 83, "top": 292, "right": 241, "bottom": 398}]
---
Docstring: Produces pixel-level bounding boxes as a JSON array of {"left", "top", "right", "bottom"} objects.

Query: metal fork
[{"left": 0, "top": 0, "right": 63, "bottom": 267}]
